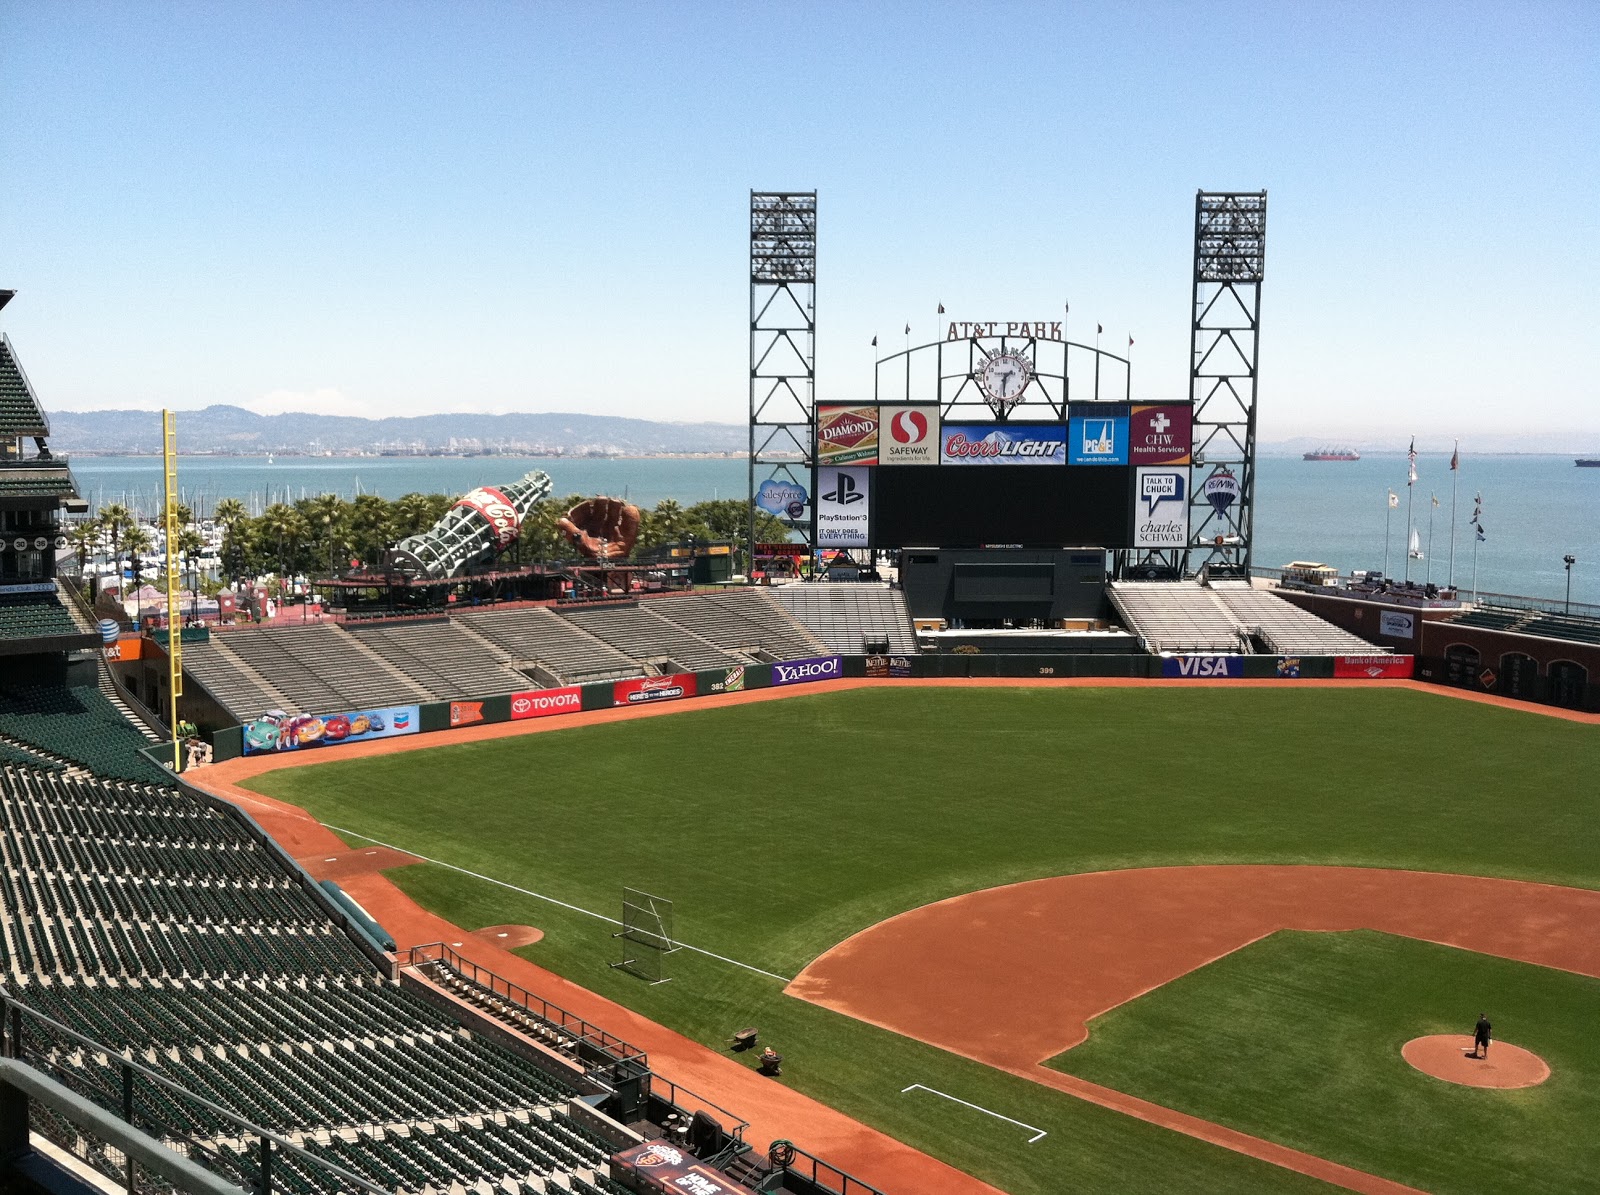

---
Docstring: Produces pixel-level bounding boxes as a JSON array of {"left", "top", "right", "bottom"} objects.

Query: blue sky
[{"left": 2, "top": 1, "right": 1595, "bottom": 441}]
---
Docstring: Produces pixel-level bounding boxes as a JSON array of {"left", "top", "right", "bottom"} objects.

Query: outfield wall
[{"left": 208, "top": 652, "right": 1413, "bottom": 763}]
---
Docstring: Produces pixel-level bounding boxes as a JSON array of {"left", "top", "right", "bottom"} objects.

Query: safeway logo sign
[
  {"left": 772, "top": 655, "right": 843, "bottom": 686},
  {"left": 880, "top": 405, "right": 939, "bottom": 465}
]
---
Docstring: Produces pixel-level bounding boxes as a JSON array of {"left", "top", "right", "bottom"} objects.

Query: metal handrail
[
  {"left": 770, "top": 1139, "right": 888, "bottom": 1195},
  {"left": 400, "top": 942, "right": 647, "bottom": 1066},
  {"left": 1, "top": 992, "right": 391, "bottom": 1195},
  {"left": 647, "top": 1074, "right": 749, "bottom": 1144}
]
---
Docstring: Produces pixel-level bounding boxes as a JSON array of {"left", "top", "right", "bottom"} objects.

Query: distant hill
[{"left": 47, "top": 405, "right": 747, "bottom": 456}]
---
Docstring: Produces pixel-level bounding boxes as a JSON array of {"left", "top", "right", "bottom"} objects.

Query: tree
[
  {"left": 121, "top": 526, "right": 154, "bottom": 622},
  {"left": 213, "top": 498, "right": 249, "bottom": 585},
  {"left": 178, "top": 527, "right": 205, "bottom": 622},
  {"left": 258, "top": 505, "right": 308, "bottom": 595},
  {"left": 97, "top": 503, "right": 135, "bottom": 591},
  {"left": 66, "top": 522, "right": 99, "bottom": 577}
]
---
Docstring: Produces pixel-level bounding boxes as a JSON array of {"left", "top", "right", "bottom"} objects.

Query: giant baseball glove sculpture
[{"left": 559, "top": 497, "right": 642, "bottom": 560}]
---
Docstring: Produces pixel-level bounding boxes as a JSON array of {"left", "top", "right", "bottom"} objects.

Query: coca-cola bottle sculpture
[{"left": 385, "top": 469, "right": 553, "bottom": 578}]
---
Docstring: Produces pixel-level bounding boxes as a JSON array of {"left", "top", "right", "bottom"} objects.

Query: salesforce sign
[{"left": 772, "top": 655, "right": 843, "bottom": 687}]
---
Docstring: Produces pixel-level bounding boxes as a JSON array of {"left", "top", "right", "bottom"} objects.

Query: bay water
[{"left": 70, "top": 452, "right": 1599, "bottom": 606}]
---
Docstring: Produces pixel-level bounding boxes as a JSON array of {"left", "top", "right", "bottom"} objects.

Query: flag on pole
[
  {"left": 1128, "top": 335, "right": 1134, "bottom": 348},
  {"left": 1407, "top": 437, "right": 1417, "bottom": 485},
  {"left": 904, "top": 323, "right": 910, "bottom": 335},
  {"left": 870, "top": 335, "right": 877, "bottom": 347},
  {"left": 1476, "top": 523, "right": 1487, "bottom": 542},
  {"left": 937, "top": 303, "right": 944, "bottom": 314},
  {"left": 1450, "top": 440, "right": 1459, "bottom": 470},
  {"left": 1388, "top": 490, "right": 1399, "bottom": 508},
  {"left": 1472, "top": 491, "right": 1482, "bottom": 520},
  {"left": 1432, "top": 493, "right": 1440, "bottom": 507},
  {"left": 1064, "top": 300, "right": 1070, "bottom": 313},
  {"left": 1096, "top": 323, "right": 1103, "bottom": 334}
]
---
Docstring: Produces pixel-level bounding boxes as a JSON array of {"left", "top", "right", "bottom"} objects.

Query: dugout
[{"left": 899, "top": 548, "right": 1110, "bottom": 626}]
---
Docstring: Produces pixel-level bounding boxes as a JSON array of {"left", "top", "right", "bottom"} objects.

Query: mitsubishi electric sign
[{"left": 817, "top": 466, "right": 870, "bottom": 547}]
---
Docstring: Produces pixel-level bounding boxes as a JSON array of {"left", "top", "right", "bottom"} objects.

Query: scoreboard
[{"left": 799, "top": 401, "right": 1196, "bottom": 551}]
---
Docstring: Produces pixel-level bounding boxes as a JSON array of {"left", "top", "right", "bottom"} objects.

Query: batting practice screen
[{"left": 871, "top": 465, "right": 1134, "bottom": 549}]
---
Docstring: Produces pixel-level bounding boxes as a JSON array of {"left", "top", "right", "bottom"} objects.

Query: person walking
[{"left": 1473, "top": 1013, "right": 1492, "bottom": 1058}]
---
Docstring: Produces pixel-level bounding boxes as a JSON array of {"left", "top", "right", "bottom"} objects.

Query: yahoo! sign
[{"left": 772, "top": 655, "right": 843, "bottom": 687}]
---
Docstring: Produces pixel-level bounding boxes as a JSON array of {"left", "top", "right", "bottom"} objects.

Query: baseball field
[{"left": 241, "top": 685, "right": 1600, "bottom": 1194}]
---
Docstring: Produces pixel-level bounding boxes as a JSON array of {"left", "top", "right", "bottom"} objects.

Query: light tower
[
  {"left": 747, "top": 192, "right": 817, "bottom": 568},
  {"left": 1187, "top": 190, "right": 1266, "bottom": 577}
]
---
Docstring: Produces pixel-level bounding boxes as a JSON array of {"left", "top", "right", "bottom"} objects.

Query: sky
[{"left": 2, "top": 1, "right": 1596, "bottom": 442}]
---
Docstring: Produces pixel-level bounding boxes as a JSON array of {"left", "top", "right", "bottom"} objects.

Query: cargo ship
[
  {"left": 1578, "top": 459, "right": 1600, "bottom": 467},
  {"left": 1303, "top": 446, "right": 1360, "bottom": 461}
]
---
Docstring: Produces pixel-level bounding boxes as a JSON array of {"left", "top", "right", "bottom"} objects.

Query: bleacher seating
[
  {"left": 773, "top": 584, "right": 918, "bottom": 654},
  {"left": 0, "top": 590, "right": 80, "bottom": 642},
  {"left": 457, "top": 605, "right": 640, "bottom": 683},
  {"left": 0, "top": 683, "right": 169, "bottom": 783},
  {"left": 181, "top": 637, "right": 291, "bottom": 721},
  {"left": 2, "top": 761, "right": 630, "bottom": 1193},
  {"left": 1107, "top": 582, "right": 1250, "bottom": 653},
  {"left": 651, "top": 588, "right": 826, "bottom": 661},
  {"left": 1443, "top": 606, "right": 1600, "bottom": 646},
  {"left": 1208, "top": 583, "right": 1384, "bottom": 655},
  {"left": 560, "top": 604, "right": 744, "bottom": 672},
  {"left": 349, "top": 618, "right": 531, "bottom": 698}
]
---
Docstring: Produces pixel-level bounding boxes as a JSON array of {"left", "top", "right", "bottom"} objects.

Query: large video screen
[{"left": 872, "top": 465, "right": 1133, "bottom": 549}]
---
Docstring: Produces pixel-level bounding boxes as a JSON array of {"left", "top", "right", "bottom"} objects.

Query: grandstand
[
  {"left": 1107, "top": 581, "right": 1250, "bottom": 653},
  {"left": 772, "top": 583, "right": 917, "bottom": 655},
  {"left": 1442, "top": 605, "right": 1600, "bottom": 647},
  {"left": 0, "top": 763, "right": 636, "bottom": 1194},
  {"left": 1109, "top": 580, "right": 1387, "bottom": 656},
  {"left": 180, "top": 591, "right": 831, "bottom": 727},
  {"left": 1207, "top": 581, "right": 1381, "bottom": 655}
]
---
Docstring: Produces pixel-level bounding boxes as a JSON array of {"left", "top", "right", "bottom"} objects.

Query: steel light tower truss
[
  {"left": 1187, "top": 190, "right": 1266, "bottom": 577},
  {"left": 748, "top": 191, "right": 818, "bottom": 562}
]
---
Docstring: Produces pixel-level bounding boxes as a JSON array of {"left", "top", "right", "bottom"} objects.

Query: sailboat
[{"left": 1408, "top": 528, "right": 1424, "bottom": 560}]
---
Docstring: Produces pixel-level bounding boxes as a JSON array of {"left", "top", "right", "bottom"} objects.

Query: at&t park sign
[{"left": 945, "top": 321, "right": 1064, "bottom": 341}]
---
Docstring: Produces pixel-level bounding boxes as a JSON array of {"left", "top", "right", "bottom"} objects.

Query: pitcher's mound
[
  {"left": 472, "top": 924, "right": 544, "bottom": 949},
  {"left": 1402, "top": 1035, "right": 1550, "bottom": 1088}
]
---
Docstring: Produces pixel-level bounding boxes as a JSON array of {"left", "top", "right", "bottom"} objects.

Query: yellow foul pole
[{"left": 162, "top": 411, "right": 184, "bottom": 772}]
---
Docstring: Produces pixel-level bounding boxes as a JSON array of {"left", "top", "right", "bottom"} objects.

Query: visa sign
[{"left": 1161, "top": 655, "right": 1245, "bottom": 678}]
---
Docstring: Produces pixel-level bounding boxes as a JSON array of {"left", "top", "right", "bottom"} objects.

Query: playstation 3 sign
[{"left": 817, "top": 466, "right": 870, "bottom": 547}]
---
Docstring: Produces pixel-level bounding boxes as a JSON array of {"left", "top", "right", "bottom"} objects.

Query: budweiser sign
[
  {"left": 817, "top": 405, "right": 879, "bottom": 465},
  {"left": 613, "top": 673, "right": 698, "bottom": 707},
  {"left": 452, "top": 487, "right": 522, "bottom": 548}
]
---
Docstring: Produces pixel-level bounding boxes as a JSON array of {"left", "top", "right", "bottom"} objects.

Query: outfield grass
[
  {"left": 245, "top": 685, "right": 1600, "bottom": 1192},
  {"left": 1049, "top": 930, "right": 1600, "bottom": 1195}
]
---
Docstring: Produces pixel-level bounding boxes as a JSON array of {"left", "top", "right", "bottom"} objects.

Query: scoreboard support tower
[
  {"left": 748, "top": 192, "right": 818, "bottom": 565},
  {"left": 1186, "top": 190, "right": 1266, "bottom": 578}
]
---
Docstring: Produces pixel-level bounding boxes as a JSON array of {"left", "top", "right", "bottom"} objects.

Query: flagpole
[
  {"left": 1426, "top": 495, "right": 1435, "bottom": 584},
  {"left": 1384, "top": 490, "right": 1392, "bottom": 578},
  {"left": 1448, "top": 440, "right": 1459, "bottom": 590},
  {"left": 1404, "top": 476, "right": 1415, "bottom": 583}
]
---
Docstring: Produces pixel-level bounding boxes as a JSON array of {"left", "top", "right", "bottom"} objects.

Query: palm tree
[
  {"left": 97, "top": 503, "right": 135, "bottom": 592},
  {"left": 178, "top": 527, "right": 205, "bottom": 623},
  {"left": 121, "top": 526, "right": 154, "bottom": 625},
  {"left": 258, "top": 505, "right": 308, "bottom": 601},
  {"left": 66, "top": 522, "right": 99, "bottom": 577},
  {"left": 212, "top": 498, "right": 248, "bottom": 586}
]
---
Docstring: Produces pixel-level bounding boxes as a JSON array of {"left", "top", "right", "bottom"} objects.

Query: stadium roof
[
  {"left": 0, "top": 334, "right": 50, "bottom": 438},
  {"left": 0, "top": 464, "right": 79, "bottom": 500}
]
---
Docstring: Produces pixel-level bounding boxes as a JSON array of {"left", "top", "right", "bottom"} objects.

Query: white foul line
[
  {"left": 901, "top": 1084, "right": 1047, "bottom": 1144},
  {"left": 322, "top": 823, "right": 795, "bottom": 984}
]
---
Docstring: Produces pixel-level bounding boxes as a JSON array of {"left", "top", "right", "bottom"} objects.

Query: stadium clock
[{"left": 977, "top": 350, "right": 1033, "bottom": 417}]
